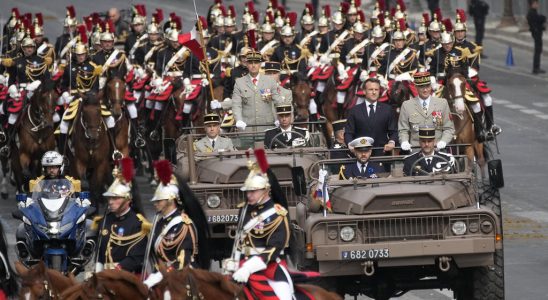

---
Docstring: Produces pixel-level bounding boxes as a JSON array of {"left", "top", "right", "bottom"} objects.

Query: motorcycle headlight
[
  {"left": 340, "top": 226, "right": 355, "bottom": 242},
  {"left": 207, "top": 194, "right": 221, "bottom": 208},
  {"left": 48, "top": 222, "right": 60, "bottom": 234},
  {"left": 452, "top": 221, "right": 467, "bottom": 235}
]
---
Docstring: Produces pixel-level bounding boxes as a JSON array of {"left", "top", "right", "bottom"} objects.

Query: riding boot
[
  {"left": 473, "top": 112, "right": 486, "bottom": 143},
  {"left": 58, "top": 133, "right": 68, "bottom": 154},
  {"left": 314, "top": 92, "right": 324, "bottom": 115},
  {"left": 149, "top": 110, "right": 162, "bottom": 141},
  {"left": 130, "top": 118, "right": 146, "bottom": 148}
]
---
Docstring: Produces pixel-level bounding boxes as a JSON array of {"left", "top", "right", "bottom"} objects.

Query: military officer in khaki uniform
[
  {"left": 398, "top": 71, "right": 454, "bottom": 151},
  {"left": 232, "top": 50, "right": 281, "bottom": 133},
  {"left": 264, "top": 61, "right": 292, "bottom": 104},
  {"left": 194, "top": 113, "right": 235, "bottom": 153}
]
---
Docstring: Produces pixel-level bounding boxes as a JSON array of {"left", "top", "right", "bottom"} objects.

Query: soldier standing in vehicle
[
  {"left": 339, "top": 137, "right": 382, "bottom": 180},
  {"left": 95, "top": 159, "right": 150, "bottom": 274},
  {"left": 264, "top": 103, "right": 310, "bottom": 149},
  {"left": 403, "top": 125, "right": 455, "bottom": 176},
  {"left": 194, "top": 113, "right": 235, "bottom": 153},
  {"left": 398, "top": 71, "right": 454, "bottom": 152}
]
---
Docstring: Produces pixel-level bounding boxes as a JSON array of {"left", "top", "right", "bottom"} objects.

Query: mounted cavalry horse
[
  {"left": 68, "top": 92, "right": 112, "bottom": 207},
  {"left": 101, "top": 75, "right": 130, "bottom": 158},
  {"left": 10, "top": 79, "right": 58, "bottom": 192},
  {"left": 15, "top": 261, "right": 75, "bottom": 300}
]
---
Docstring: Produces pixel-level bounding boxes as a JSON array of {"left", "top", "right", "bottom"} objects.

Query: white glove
[
  {"left": 359, "top": 70, "right": 368, "bottom": 82},
  {"left": 232, "top": 256, "right": 267, "bottom": 283},
  {"left": 143, "top": 271, "right": 164, "bottom": 289},
  {"left": 210, "top": 99, "right": 222, "bottom": 110},
  {"left": 26, "top": 80, "right": 41, "bottom": 92},
  {"left": 201, "top": 78, "right": 209, "bottom": 87},
  {"left": 0, "top": 75, "right": 5, "bottom": 86},
  {"left": 292, "top": 137, "right": 306, "bottom": 147},
  {"left": 8, "top": 85, "right": 20, "bottom": 99},
  {"left": 274, "top": 119, "right": 280, "bottom": 127},
  {"left": 319, "top": 55, "right": 330, "bottom": 65},
  {"left": 308, "top": 56, "right": 318, "bottom": 68},
  {"left": 95, "top": 262, "right": 104, "bottom": 272},
  {"left": 99, "top": 77, "right": 107, "bottom": 89},
  {"left": 318, "top": 169, "right": 328, "bottom": 185},
  {"left": 401, "top": 141, "right": 411, "bottom": 151},
  {"left": 436, "top": 141, "right": 447, "bottom": 150},
  {"left": 235, "top": 120, "right": 247, "bottom": 130}
]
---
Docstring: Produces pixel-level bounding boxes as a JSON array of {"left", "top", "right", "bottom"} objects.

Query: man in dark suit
[
  {"left": 339, "top": 137, "right": 382, "bottom": 180},
  {"left": 527, "top": 0, "right": 547, "bottom": 74},
  {"left": 403, "top": 126, "right": 455, "bottom": 176},
  {"left": 344, "top": 78, "right": 398, "bottom": 157},
  {"left": 264, "top": 104, "right": 310, "bottom": 149}
]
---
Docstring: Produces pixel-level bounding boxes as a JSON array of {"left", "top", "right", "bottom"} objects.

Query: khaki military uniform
[{"left": 193, "top": 136, "right": 235, "bottom": 153}]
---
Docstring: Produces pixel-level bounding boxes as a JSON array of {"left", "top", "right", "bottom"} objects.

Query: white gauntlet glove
[
  {"left": 201, "top": 78, "right": 210, "bottom": 86},
  {"left": 359, "top": 70, "right": 368, "bottom": 82},
  {"left": 401, "top": 141, "right": 412, "bottom": 151},
  {"left": 210, "top": 99, "right": 222, "bottom": 110},
  {"left": 232, "top": 256, "right": 267, "bottom": 283},
  {"left": 235, "top": 120, "right": 247, "bottom": 130},
  {"left": 436, "top": 141, "right": 447, "bottom": 150},
  {"left": 143, "top": 272, "right": 164, "bottom": 289}
]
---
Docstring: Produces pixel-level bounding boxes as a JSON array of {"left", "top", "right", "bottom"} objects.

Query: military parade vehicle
[{"left": 287, "top": 148, "right": 505, "bottom": 300}]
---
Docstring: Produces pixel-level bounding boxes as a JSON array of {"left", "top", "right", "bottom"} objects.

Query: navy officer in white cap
[{"left": 339, "top": 137, "right": 382, "bottom": 180}]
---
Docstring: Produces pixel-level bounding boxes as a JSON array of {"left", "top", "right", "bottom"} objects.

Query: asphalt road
[{"left": 2, "top": 0, "right": 548, "bottom": 299}]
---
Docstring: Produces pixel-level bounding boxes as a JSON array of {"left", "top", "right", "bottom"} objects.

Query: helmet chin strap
[{"left": 256, "top": 189, "right": 271, "bottom": 205}]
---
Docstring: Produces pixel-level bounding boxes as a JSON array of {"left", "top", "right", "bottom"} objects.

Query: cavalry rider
[
  {"left": 133, "top": 16, "right": 163, "bottom": 68},
  {"left": 229, "top": 155, "right": 292, "bottom": 300},
  {"left": 148, "top": 160, "right": 210, "bottom": 271},
  {"left": 398, "top": 71, "right": 454, "bottom": 152},
  {"left": 124, "top": 5, "right": 147, "bottom": 55},
  {"left": 294, "top": 4, "right": 318, "bottom": 55},
  {"left": 340, "top": 16, "right": 369, "bottom": 67},
  {"left": 0, "top": 35, "right": 49, "bottom": 147},
  {"left": 264, "top": 103, "right": 310, "bottom": 149},
  {"left": 423, "top": 9, "right": 443, "bottom": 68},
  {"left": 403, "top": 125, "right": 455, "bottom": 176},
  {"left": 428, "top": 24, "right": 487, "bottom": 142},
  {"left": 339, "top": 136, "right": 382, "bottom": 180},
  {"left": 257, "top": 19, "right": 278, "bottom": 63},
  {"left": 194, "top": 113, "right": 236, "bottom": 153},
  {"left": 342, "top": 0, "right": 360, "bottom": 31},
  {"left": 453, "top": 9, "right": 499, "bottom": 139},
  {"left": 92, "top": 22, "right": 127, "bottom": 82},
  {"left": 55, "top": 6, "right": 78, "bottom": 58},
  {"left": 57, "top": 36, "right": 102, "bottom": 153},
  {"left": 271, "top": 20, "right": 308, "bottom": 80},
  {"left": 32, "top": 15, "right": 55, "bottom": 70},
  {"left": 410, "top": 14, "right": 429, "bottom": 65},
  {"left": 318, "top": 9, "right": 346, "bottom": 55},
  {"left": 95, "top": 158, "right": 150, "bottom": 274},
  {"left": 360, "top": 19, "right": 389, "bottom": 81}
]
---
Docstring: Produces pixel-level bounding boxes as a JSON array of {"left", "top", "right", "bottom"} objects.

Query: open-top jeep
[
  {"left": 289, "top": 150, "right": 505, "bottom": 300},
  {"left": 174, "top": 126, "right": 328, "bottom": 261}
]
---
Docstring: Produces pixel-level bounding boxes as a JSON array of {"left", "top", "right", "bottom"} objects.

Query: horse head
[
  {"left": 16, "top": 261, "right": 48, "bottom": 299},
  {"left": 80, "top": 93, "right": 104, "bottom": 141},
  {"left": 290, "top": 72, "right": 311, "bottom": 121},
  {"left": 388, "top": 80, "right": 411, "bottom": 109},
  {"left": 447, "top": 74, "right": 467, "bottom": 115},
  {"left": 29, "top": 79, "right": 58, "bottom": 130},
  {"left": 105, "top": 76, "right": 126, "bottom": 118}
]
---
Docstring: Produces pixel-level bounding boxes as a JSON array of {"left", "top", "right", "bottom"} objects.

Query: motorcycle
[{"left": 12, "top": 178, "right": 96, "bottom": 274}]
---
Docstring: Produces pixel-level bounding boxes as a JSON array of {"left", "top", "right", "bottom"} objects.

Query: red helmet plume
[
  {"left": 422, "top": 12, "right": 430, "bottom": 26},
  {"left": 254, "top": 148, "right": 269, "bottom": 173},
  {"left": 443, "top": 18, "right": 453, "bottom": 32},
  {"left": 286, "top": 12, "right": 297, "bottom": 27},
  {"left": 397, "top": 0, "right": 406, "bottom": 12},
  {"left": 247, "top": 29, "right": 257, "bottom": 50},
  {"left": 154, "top": 160, "right": 173, "bottom": 186},
  {"left": 456, "top": 8, "right": 467, "bottom": 23},
  {"left": 323, "top": 5, "right": 331, "bottom": 18},
  {"left": 35, "top": 13, "right": 43, "bottom": 26},
  {"left": 78, "top": 25, "right": 88, "bottom": 44},
  {"left": 120, "top": 158, "right": 135, "bottom": 183},
  {"left": 155, "top": 9, "right": 164, "bottom": 23},
  {"left": 66, "top": 5, "right": 76, "bottom": 18}
]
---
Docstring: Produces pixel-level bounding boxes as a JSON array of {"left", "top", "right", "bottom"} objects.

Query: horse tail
[
  {"left": 175, "top": 174, "right": 211, "bottom": 270},
  {"left": 0, "top": 221, "right": 18, "bottom": 297}
]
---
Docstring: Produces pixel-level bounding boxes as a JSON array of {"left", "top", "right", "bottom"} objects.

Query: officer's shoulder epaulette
[
  {"left": 338, "top": 165, "right": 347, "bottom": 180},
  {"left": 225, "top": 67, "right": 232, "bottom": 78},
  {"left": 274, "top": 204, "right": 288, "bottom": 216},
  {"left": 181, "top": 213, "right": 193, "bottom": 224},
  {"left": 65, "top": 175, "right": 81, "bottom": 192},
  {"left": 137, "top": 213, "right": 152, "bottom": 233},
  {"left": 90, "top": 215, "right": 104, "bottom": 231},
  {"left": 29, "top": 176, "right": 45, "bottom": 191},
  {"left": 237, "top": 201, "right": 246, "bottom": 208}
]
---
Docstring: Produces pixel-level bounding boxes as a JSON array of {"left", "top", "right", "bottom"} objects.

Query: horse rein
[{"left": 184, "top": 272, "right": 204, "bottom": 300}]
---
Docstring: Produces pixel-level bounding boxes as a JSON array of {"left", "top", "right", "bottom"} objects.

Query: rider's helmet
[{"left": 41, "top": 151, "right": 64, "bottom": 176}]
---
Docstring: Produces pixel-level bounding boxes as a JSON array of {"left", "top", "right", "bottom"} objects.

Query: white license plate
[
  {"left": 341, "top": 248, "right": 390, "bottom": 260},
  {"left": 207, "top": 214, "right": 239, "bottom": 223}
]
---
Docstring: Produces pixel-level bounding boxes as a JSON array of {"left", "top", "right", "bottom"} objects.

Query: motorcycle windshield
[{"left": 32, "top": 179, "right": 74, "bottom": 220}]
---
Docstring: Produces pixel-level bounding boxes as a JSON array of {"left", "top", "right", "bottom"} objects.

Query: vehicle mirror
[
  {"left": 12, "top": 210, "right": 23, "bottom": 220},
  {"left": 291, "top": 167, "right": 307, "bottom": 197},
  {"left": 488, "top": 159, "right": 504, "bottom": 188}
]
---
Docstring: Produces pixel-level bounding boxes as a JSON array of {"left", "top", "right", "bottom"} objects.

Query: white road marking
[
  {"left": 532, "top": 102, "right": 548, "bottom": 108},
  {"left": 495, "top": 99, "right": 511, "bottom": 105},
  {"left": 536, "top": 115, "right": 548, "bottom": 120},
  {"left": 520, "top": 109, "right": 543, "bottom": 115},
  {"left": 505, "top": 104, "right": 527, "bottom": 109}
]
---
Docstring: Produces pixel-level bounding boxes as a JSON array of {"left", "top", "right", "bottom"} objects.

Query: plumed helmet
[
  {"left": 301, "top": 14, "right": 314, "bottom": 26},
  {"left": 225, "top": 16, "right": 236, "bottom": 27},
  {"left": 151, "top": 183, "right": 179, "bottom": 202},
  {"left": 214, "top": 16, "right": 225, "bottom": 27},
  {"left": 73, "top": 42, "right": 88, "bottom": 55},
  {"left": 353, "top": 22, "right": 367, "bottom": 34},
  {"left": 371, "top": 24, "right": 385, "bottom": 39},
  {"left": 147, "top": 22, "right": 160, "bottom": 34},
  {"left": 103, "top": 178, "right": 132, "bottom": 198},
  {"left": 239, "top": 46, "right": 251, "bottom": 57},
  {"left": 21, "top": 37, "right": 36, "bottom": 48},
  {"left": 332, "top": 11, "right": 344, "bottom": 25},
  {"left": 440, "top": 31, "right": 454, "bottom": 44},
  {"left": 103, "top": 158, "right": 134, "bottom": 199},
  {"left": 41, "top": 151, "right": 63, "bottom": 167},
  {"left": 429, "top": 20, "right": 441, "bottom": 32},
  {"left": 132, "top": 15, "right": 146, "bottom": 25},
  {"left": 91, "top": 31, "right": 102, "bottom": 45},
  {"left": 100, "top": 32, "right": 115, "bottom": 41},
  {"left": 280, "top": 24, "right": 295, "bottom": 36},
  {"left": 318, "top": 15, "right": 329, "bottom": 27},
  {"left": 166, "top": 29, "right": 179, "bottom": 42},
  {"left": 261, "top": 22, "right": 275, "bottom": 34},
  {"left": 241, "top": 173, "right": 270, "bottom": 191}
]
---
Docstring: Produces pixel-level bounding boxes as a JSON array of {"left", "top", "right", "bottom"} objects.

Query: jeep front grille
[{"left": 361, "top": 216, "right": 445, "bottom": 242}]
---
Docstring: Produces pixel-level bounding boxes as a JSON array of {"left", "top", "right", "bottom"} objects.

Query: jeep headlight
[
  {"left": 452, "top": 221, "right": 467, "bottom": 235},
  {"left": 340, "top": 226, "right": 355, "bottom": 242},
  {"left": 207, "top": 194, "right": 221, "bottom": 208},
  {"left": 481, "top": 220, "right": 493, "bottom": 233}
]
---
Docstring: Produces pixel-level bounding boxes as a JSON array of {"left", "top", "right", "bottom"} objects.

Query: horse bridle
[
  {"left": 79, "top": 108, "right": 103, "bottom": 140},
  {"left": 21, "top": 270, "right": 55, "bottom": 300},
  {"left": 184, "top": 272, "right": 204, "bottom": 300}
]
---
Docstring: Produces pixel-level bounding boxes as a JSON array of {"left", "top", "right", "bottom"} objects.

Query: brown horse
[
  {"left": 69, "top": 93, "right": 112, "bottom": 208},
  {"left": 445, "top": 74, "right": 486, "bottom": 175},
  {"left": 103, "top": 76, "right": 130, "bottom": 157},
  {"left": 289, "top": 72, "right": 312, "bottom": 122},
  {"left": 148, "top": 266, "right": 342, "bottom": 300},
  {"left": 15, "top": 261, "right": 76, "bottom": 300},
  {"left": 320, "top": 73, "right": 338, "bottom": 141},
  {"left": 60, "top": 269, "right": 149, "bottom": 300},
  {"left": 11, "top": 79, "right": 58, "bottom": 192}
]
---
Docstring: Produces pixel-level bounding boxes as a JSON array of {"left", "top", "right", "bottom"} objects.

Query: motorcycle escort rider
[{"left": 29, "top": 151, "right": 81, "bottom": 192}]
